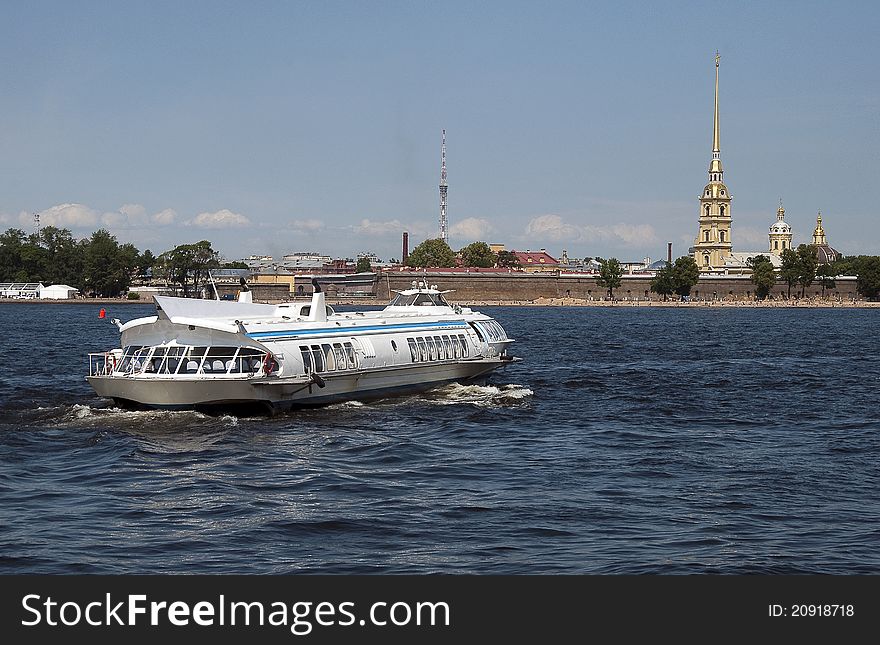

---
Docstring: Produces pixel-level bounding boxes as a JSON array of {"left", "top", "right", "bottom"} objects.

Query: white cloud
[
  {"left": 152, "top": 208, "right": 177, "bottom": 225},
  {"left": 102, "top": 203, "right": 149, "bottom": 228},
  {"left": 524, "top": 213, "right": 659, "bottom": 248},
  {"left": 525, "top": 214, "right": 581, "bottom": 241},
  {"left": 0, "top": 213, "right": 10, "bottom": 225},
  {"left": 26, "top": 203, "right": 99, "bottom": 228},
  {"left": 449, "top": 217, "right": 493, "bottom": 241},
  {"left": 351, "top": 218, "right": 406, "bottom": 236},
  {"left": 291, "top": 218, "right": 324, "bottom": 232},
  {"left": 596, "top": 223, "right": 659, "bottom": 247},
  {"left": 734, "top": 226, "right": 769, "bottom": 250},
  {"left": 188, "top": 209, "right": 251, "bottom": 229}
]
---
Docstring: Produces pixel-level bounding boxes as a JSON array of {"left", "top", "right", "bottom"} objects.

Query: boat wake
[
  {"left": 426, "top": 383, "right": 534, "bottom": 407},
  {"left": 41, "top": 404, "right": 240, "bottom": 429}
]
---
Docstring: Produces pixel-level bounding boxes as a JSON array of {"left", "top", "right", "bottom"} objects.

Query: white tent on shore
[{"left": 40, "top": 284, "right": 79, "bottom": 299}]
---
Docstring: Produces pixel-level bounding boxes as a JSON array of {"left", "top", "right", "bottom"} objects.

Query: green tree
[
  {"left": 672, "top": 255, "right": 700, "bottom": 297},
  {"left": 816, "top": 264, "right": 837, "bottom": 298},
  {"left": 0, "top": 228, "right": 28, "bottom": 281},
  {"left": 40, "top": 227, "right": 86, "bottom": 287},
  {"left": 795, "top": 244, "right": 819, "bottom": 298},
  {"left": 649, "top": 262, "right": 676, "bottom": 301},
  {"left": 406, "top": 238, "right": 456, "bottom": 268},
  {"left": 829, "top": 254, "right": 856, "bottom": 277},
  {"left": 595, "top": 257, "right": 623, "bottom": 299},
  {"left": 854, "top": 256, "right": 880, "bottom": 300},
  {"left": 459, "top": 241, "right": 496, "bottom": 268},
  {"left": 779, "top": 248, "right": 799, "bottom": 298},
  {"left": 355, "top": 256, "right": 373, "bottom": 272},
  {"left": 156, "top": 241, "right": 221, "bottom": 297},
  {"left": 221, "top": 260, "right": 248, "bottom": 269},
  {"left": 138, "top": 249, "right": 157, "bottom": 279},
  {"left": 496, "top": 250, "right": 521, "bottom": 268},
  {"left": 83, "top": 229, "right": 138, "bottom": 297},
  {"left": 748, "top": 255, "right": 776, "bottom": 300},
  {"left": 19, "top": 235, "right": 50, "bottom": 283}
]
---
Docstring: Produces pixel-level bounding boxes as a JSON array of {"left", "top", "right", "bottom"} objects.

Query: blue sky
[{"left": 1, "top": 1, "right": 877, "bottom": 262}]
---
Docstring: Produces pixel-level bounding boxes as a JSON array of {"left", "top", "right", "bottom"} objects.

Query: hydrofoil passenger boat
[{"left": 87, "top": 281, "right": 519, "bottom": 413}]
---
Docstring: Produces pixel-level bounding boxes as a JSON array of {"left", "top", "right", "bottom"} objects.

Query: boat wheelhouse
[{"left": 87, "top": 281, "right": 519, "bottom": 413}]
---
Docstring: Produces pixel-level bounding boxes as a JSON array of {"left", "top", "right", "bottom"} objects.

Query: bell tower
[{"left": 693, "top": 52, "right": 732, "bottom": 270}]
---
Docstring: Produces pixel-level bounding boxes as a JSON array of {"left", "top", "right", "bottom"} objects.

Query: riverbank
[
  {"left": 2, "top": 296, "right": 877, "bottom": 308},
  {"left": 463, "top": 297, "right": 880, "bottom": 308}
]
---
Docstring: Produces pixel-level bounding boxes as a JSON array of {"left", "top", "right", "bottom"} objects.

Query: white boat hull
[{"left": 87, "top": 358, "right": 513, "bottom": 412}]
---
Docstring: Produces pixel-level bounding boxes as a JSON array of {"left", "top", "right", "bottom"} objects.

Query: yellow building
[{"left": 692, "top": 53, "right": 732, "bottom": 269}]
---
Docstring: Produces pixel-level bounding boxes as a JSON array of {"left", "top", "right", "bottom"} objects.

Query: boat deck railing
[{"left": 88, "top": 350, "right": 281, "bottom": 378}]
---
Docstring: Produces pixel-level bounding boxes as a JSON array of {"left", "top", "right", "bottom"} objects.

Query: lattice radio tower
[
  {"left": 33, "top": 212, "right": 40, "bottom": 238},
  {"left": 439, "top": 129, "right": 448, "bottom": 242}
]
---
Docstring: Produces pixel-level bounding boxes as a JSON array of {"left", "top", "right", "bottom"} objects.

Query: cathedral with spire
[
  {"left": 692, "top": 53, "right": 732, "bottom": 269},
  {"left": 690, "top": 54, "right": 840, "bottom": 273}
]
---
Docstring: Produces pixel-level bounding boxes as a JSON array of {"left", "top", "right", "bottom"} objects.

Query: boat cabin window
[
  {"left": 457, "top": 334, "right": 469, "bottom": 357},
  {"left": 301, "top": 347, "right": 313, "bottom": 372},
  {"left": 474, "top": 320, "right": 508, "bottom": 342},
  {"left": 406, "top": 334, "right": 470, "bottom": 362},
  {"left": 300, "top": 341, "right": 359, "bottom": 373},
  {"left": 434, "top": 336, "right": 445, "bottom": 360},
  {"left": 127, "top": 345, "right": 266, "bottom": 375},
  {"left": 390, "top": 292, "right": 451, "bottom": 307},
  {"left": 321, "top": 344, "right": 336, "bottom": 371},
  {"left": 118, "top": 346, "right": 147, "bottom": 373},
  {"left": 442, "top": 335, "right": 454, "bottom": 359},
  {"left": 310, "top": 345, "right": 325, "bottom": 373},
  {"left": 333, "top": 343, "right": 347, "bottom": 369},
  {"left": 344, "top": 342, "right": 358, "bottom": 369}
]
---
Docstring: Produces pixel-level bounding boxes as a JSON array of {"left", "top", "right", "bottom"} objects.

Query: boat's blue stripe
[{"left": 245, "top": 319, "right": 469, "bottom": 340}]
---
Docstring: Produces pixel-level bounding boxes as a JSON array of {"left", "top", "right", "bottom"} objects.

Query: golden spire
[
  {"left": 713, "top": 51, "right": 720, "bottom": 153},
  {"left": 813, "top": 211, "right": 826, "bottom": 245},
  {"left": 708, "top": 52, "right": 723, "bottom": 176}
]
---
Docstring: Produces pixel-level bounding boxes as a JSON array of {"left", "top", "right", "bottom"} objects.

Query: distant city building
[
  {"left": 512, "top": 249, "right": 559, "bottom": 273},
  {"left": 282, "top": 252, "right": 333, "bottom": 264},
  {"left": 357, "top": 251, "right": 382, "bottom": 263}
]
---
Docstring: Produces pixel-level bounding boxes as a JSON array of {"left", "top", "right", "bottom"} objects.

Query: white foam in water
[
  {"left": 326, "top": 400, "right": 367, "bottom": 410},
  {"left": 72, "top": 404, "right": 94, "bottom": 419},
  {"left": 430, "top": 383, "right": 533, "bottom": 406}
]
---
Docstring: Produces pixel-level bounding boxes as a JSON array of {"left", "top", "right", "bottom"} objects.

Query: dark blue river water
[{"left": 0, "top": 302, "right": 877, "bottom": 574}]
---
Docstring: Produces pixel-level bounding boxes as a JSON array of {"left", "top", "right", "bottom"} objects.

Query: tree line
[
  {"left": 749, "top": 244, "right": 880, "bottom": 300},
  {"left": 404, "top": 239, "right": 521, "bottom": 269},
  {"left": 5, "top": 227, "right": 880, "bottom": 300},
  {"left": 593, "top": 255, "right": 701, "bottom": 300},
  {"left": 0, "top": 226, "right": 240, "bottom": 298},
  {"left": 596, "top": 246, "right": 880, "bottom": 301}
]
